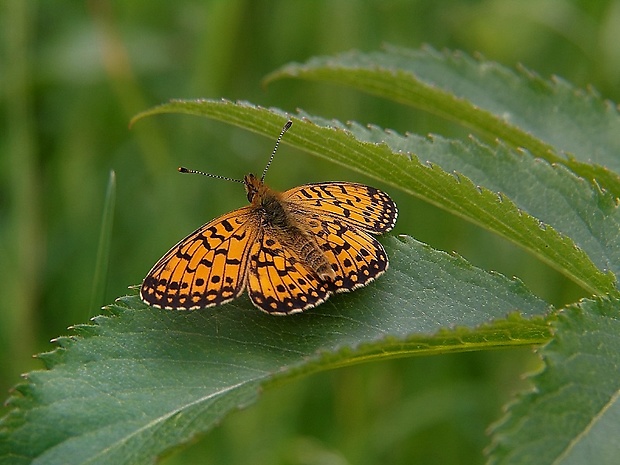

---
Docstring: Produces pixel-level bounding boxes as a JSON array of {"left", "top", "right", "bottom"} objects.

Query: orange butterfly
[{"left": 141, "top": 121, "right": 398, "bottom": 315}]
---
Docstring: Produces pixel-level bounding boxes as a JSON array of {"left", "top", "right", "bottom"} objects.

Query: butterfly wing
[
  {"left": 142, "top": 182, "right": 395, "bottom": 313},
  {"left": 245, "top": 181, "right": 394, "bottom": 313},
  {"left": 282, "top": 182, "right": 397, "bottom": 234},
  {"left": 246, "top": 219, "right": 389, "bottom": 314},
  {"left": 246, "top": 232, "right": 331, "bottom": 315},
  {"left": 303, "top": 216, "right": 389, "bottom": 292},
  {"left": 141, "top": 206, "right": 259, "bottom": 310}
]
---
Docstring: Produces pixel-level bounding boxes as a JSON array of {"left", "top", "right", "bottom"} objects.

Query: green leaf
[
  {"left": 131, "top": 99, "right": 615, "bottom": 295},
  {"left": 266, "top": 46, "right": 620, "bottom": 197},
  {"left": 0, "top": 238, "right": 550, "bottom": 465},
  {"left": 487, "top": 297, "right": 620, "bottom": 464}
]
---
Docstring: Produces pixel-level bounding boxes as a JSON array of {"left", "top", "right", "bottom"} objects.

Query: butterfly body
[
  {"left": 141, "top": 121, "right": 397, "bottom": 315},
  {"left": 246, "top": 173, "right": 335, "bottom": 282}
]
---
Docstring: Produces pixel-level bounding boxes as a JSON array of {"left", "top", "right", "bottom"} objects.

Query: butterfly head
[{"left": 244, "top": 173, "right": 263, "bottom": 202}]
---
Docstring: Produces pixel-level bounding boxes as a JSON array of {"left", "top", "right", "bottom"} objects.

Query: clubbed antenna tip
[{"left": 261, "top": 120, "right": 293, "bottom": 182}]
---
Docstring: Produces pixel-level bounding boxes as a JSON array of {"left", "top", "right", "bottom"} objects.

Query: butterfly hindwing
[
  {"left": 246, "top": 232, "right": 331, "bottom": 315},
  {"left": 300, "top": 214, "right": 389, "bottom": 292}
]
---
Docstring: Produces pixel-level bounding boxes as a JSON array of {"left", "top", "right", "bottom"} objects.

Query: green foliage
[
  {"left": 2, "top": 42, "right": 619, "bottom": 465},
  {"left": 132, "top": 99, "right": 617, "bottom": 295},
  {"left": 0, "top": 237, "right": 550, "bottom": 465},
  {"left": 488, "top": 297, "right": 620, "bottom": 464},
  {"left": 266, "top": 46, "right": 620, "bottom": 197}
]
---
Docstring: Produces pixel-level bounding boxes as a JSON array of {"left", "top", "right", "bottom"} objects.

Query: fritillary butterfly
[{"left": 140, "top": 121, "right": 398, "bottom": 315}]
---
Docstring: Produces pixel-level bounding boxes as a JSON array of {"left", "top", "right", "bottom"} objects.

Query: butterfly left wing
[
  {"left": 141, "top": 206, "right": 258, "bottom": 310},
  {"left": 282, "top": 182, "right": 397, "bottom": 234}
]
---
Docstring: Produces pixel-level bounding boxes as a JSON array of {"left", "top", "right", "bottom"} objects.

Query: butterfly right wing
[
  {"left": 282, "top": 182, "right": 398, "bottom": 234},
  {"left": 140, "top": 206, "right": 259, "bottom": 310}
]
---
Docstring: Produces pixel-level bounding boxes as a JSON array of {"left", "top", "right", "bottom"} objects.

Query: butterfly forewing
[{"left": 283, "top": 182, "right": 398, "bottom": 234}]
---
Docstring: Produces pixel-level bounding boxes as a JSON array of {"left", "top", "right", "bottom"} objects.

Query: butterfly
[{"left": 140, "top": 120, "right": 398, "bottom": 315}]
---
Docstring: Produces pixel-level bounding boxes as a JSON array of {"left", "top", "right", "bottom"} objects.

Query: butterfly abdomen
[{"left": 283, "top": 232, "right": 335, "bottom": 281}]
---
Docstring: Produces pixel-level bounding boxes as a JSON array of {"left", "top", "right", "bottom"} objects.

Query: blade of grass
[{"left": 89, "top": 170, "right": 116, "bottom": 317}]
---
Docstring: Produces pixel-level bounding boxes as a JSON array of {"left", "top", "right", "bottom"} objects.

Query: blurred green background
[{"left": 2, "top": 1, "right": 619, "bottom": 463}]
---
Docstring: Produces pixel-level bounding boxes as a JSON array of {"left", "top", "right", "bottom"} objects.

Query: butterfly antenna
[
  {"left": 178, "top": 166, "right": 244, "bottom": 183},
  {"left": 261, "top": 120, "right": 293, "bottom": 182}
]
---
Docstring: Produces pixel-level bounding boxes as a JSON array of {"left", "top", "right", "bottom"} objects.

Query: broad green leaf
[
  {"left": 265, "top": 46, "right": 620, "bottom": 197},
  {"left": 487, "top": 297, "right": 620, "bottom": 464},
  {"left": 0, "top": 237, "right": 550, "bottom": 465},
  {"left": 131, "top": 99, "right": 615, "bottom": 295}
]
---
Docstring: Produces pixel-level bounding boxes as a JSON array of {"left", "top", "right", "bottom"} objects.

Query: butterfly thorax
[
  {"left": 244, "top": 173, "right": 292, "bottom": 228},
  {"left": 244, "top": 173, "right": 335, "bottom": 281}
]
